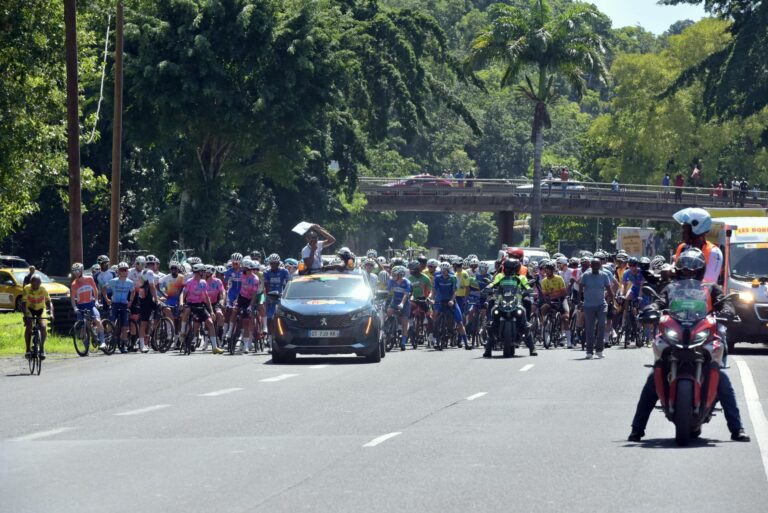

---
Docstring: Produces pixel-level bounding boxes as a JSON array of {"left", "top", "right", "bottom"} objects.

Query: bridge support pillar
[{"left": 499, "top": 211, "right": 515, "bottom": 248}]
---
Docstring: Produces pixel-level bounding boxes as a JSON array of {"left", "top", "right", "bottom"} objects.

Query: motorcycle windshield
[
  {"left": 500, "top": 285, "right": 519, "bottom": 301},
  {"left": 667, "top": 279, "right": 709, "bottom": 323}
]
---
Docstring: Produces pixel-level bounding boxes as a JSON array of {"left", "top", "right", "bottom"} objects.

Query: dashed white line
[
  {"left": 363, "top": 432, "right": 402, "bottom": 447},
  {"left": 260, "top": 373, "right": 299, "bottom": 383},
  {"left": 11, "top": 427, "right": 73, "bottom": 442},
  {"left": 466, "top": 392, "right": 487, "bottom": 401},
  {"left": 309, "top": 364, "right": 329, "bottom": 369},
  {"left": 520, "top": 364, "right": 535, "bottom": 372},
  {"left": 735, "top": 358, "right": 768, "bottom": 484},
  {"left": 114, "top": 404, "right": 171, "bottom": 416},
  {"left": 198, "top": 388, "right": 243, "bottom": 397}
]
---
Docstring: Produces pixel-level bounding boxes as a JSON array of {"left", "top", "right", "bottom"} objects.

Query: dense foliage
[{"left": 2, "top": 0, "right": 767, "bottom": 273}]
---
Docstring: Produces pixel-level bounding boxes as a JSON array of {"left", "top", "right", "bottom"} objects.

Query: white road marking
[
  {"left": 520, "top": 364, "right": 535, "bottom": 372},
  {"left": 260, "top": 373, "right": 299, "bottom": 383},
  {"left": 198, "top": 387, "right": 243, "bottom": 397},
  {"left": 735, "top": 358, "right": 768, "bottom": 484},
  {"left": 466, "top": 392, "right": 487, "bottom": 401},
  {"left": 309, "top": 364, "right": 329, "bottom": 369},
  {"left": 11, "top": 427, "right": 73, "bottom": 442},
  {"left": 114, "top": 404, "right": 171, "bottom": 416},
  {"left": 363, "top": 432, "right": 402, "bottom": 447}
]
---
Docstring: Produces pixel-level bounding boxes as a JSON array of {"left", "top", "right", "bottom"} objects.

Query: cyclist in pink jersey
[
  {"left": 205, "top": 265, "right": 225, "bottom": 343},
  {"left": 225, "top": 259, "right": 260, "bottom": 353},
  {"left": 178, "top": 263, "right": 223, "bottom": 354}
]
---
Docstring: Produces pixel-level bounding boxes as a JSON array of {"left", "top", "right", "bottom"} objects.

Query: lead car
[{"left": 272, "top": 271, "right": 384, "bottom": 363}]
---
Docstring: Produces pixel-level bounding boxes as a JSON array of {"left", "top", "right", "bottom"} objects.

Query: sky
[{"left": 589, "top": 0, "right": 709, "bottom": 34}]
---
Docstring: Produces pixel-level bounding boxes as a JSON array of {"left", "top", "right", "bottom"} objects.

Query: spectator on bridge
[
  {"left": 455, "top": 169, "right": 465, "bottom": 188},
  {"left": 713, "top": 181, "right": 722, "bottom": 200},
  {"left": 612, "top": 176, "right": 620, "bottom": 193},
  {"left": 466, "top": 169, "right": 474, "bottom": 188},
  {"left": 560, "top": 167, "right": 569, "bottom": 194},
  {"left": 674, "top": 174, "right": 684, "bottom": 203},
  {"left": 739, "top": 177, "right": 749, "bottom": 206},
  {"left": 731, "top": 178, "right": 740, "bottom": 205},
  {"left": 662, "top": 173, "right": 670, "bottom": 200},
  {"left": 753, "top": 183, "right": 760, "bottom": 201},
  {"left": 690, "top": 163, "right": 701, "bottom": 188}
]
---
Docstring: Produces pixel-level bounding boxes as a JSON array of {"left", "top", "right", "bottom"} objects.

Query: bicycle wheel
[
  {"left": 102, "top": 320, "right": 116, "bottom": 355},
  {"left": 127, "top": 319, "right": 139, "bottom": 352},
  {"left": 72, "top": 320, "right": 89, "bottom": 357},
  {"left": 154, "top": 318, "right": 175, "bottom": 353},
  {"left": 30, "top": 329, "right": 41, "bottom": 375},
  {"left": 542, "top": 315, "right": 553, "bottom": 349},
  {"left": 383, "top": 317, "right": 396, "bottom": 352},
  {"left": 183, "top": 330, "right": 193, "bottom": 355}
]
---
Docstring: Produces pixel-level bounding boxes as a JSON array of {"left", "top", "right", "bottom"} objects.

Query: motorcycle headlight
[
  {"left": 737, "top": 291, "right": 754, "bottom": 304},
  {"left": 693, "top": 329, "right": 710, "bottom": 344},
  {"left": 664, "top": 329, "right": 680, "bottom": 343},
  {"left": 278, "top": 309, "right": 297, "bottom": 322}
]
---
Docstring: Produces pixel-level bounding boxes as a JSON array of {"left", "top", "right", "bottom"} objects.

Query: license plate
[{"left": 309, "top": 330, "right": 340, "bottom": 338}]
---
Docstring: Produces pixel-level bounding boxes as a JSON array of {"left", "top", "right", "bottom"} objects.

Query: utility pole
[
  {"left": 109, "top": 1, "right": 124, "bottom": 263},
  {"left": 65, "top": 0, "right": 83, "bottom": 265}
]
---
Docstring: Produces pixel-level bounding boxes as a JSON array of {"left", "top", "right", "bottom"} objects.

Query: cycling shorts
[
  {"left": 388, "top": 301, "right": 411, "bottom": 319},
  {"left": 139, "top": 296, "right": 155, "bottom": 322},
  {"left": 455, "top": 296, "right": 467, "bottom": 315},
  {"left": 110, "top": 303, "right": 130, "bottom": 326},
  {"left": 435, "top": 301, "right": 462, "bottom": 324},
  {"left": 186, "top": 303, "right": 210, "bottom": 323},
  {"left": 76, "top": 302, "right": 100, "bottom": 321},
  {"left": 411, "top": 299, "right": 430, "bottom": 314},
  {"left": 25, "top": 308, "right": 45, "bottom": 320},
  {"left": 237, "top": 296, "right": 252, "bottom": 318}
]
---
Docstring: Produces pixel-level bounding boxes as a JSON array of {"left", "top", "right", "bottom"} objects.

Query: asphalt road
[{"left": 2, "top": 342, "right": 767, "bottom": 513}]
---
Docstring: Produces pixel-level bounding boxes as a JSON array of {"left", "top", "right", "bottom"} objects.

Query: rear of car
[{"left": 273, "top": 273, "right": 382, "bottom": 362}]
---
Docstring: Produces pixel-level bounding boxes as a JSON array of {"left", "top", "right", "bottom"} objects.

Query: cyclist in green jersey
[{"left": 407, "top": 261, "right": 433, "bottom": 340}]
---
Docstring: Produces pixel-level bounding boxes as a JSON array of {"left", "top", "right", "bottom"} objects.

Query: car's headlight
[
  {"left": 351, "top": 310, "right": 372, "bottom": 321},
  {"left": 278, "top": 309, "right": 297, "bottom": 321},
  {"left": 738, "top": 291, "right": 754, "bottom": 303}
]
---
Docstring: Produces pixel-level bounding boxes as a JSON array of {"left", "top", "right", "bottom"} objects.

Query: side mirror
[{"left": 642, "top": 285, "right": 661, "bottom": 300}]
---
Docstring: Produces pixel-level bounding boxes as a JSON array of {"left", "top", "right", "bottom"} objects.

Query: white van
[{"left": 707, "top": 217, "right": 768, "bottom": 348}]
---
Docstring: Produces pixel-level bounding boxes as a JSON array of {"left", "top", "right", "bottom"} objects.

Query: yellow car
[{"left": 0, "top": 268, "right": 71, "bottom": 311}]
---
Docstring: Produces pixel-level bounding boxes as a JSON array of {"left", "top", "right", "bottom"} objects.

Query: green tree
[{"left": 465, "top": 0, "right": 608, "bottom": 246}]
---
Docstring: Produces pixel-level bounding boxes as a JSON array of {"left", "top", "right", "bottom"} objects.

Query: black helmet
[
  {"left": 503, "top": 258, "right": 521, "bottom": 274},
  {"left": 628, "top": 256, "right": 639, "bottom": 266},
  {"left": 417, "top": 255, "right": 428, "bottom": 264},
  {"left": 675, "top": 247, "right": 706, "bottom": 280},
  {"left": 407, "top": 261, "right": 420, "bottom": 271},
  {"left": 391, "top": 257, "right": 405, "bottom": 267},
  {"left": 639, "top": 257, "right": 651, "bottom": 271}
]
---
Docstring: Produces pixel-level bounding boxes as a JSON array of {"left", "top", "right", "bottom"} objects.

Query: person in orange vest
[{"left": 672, "top": 208, "right": 722, "bottom": 284}]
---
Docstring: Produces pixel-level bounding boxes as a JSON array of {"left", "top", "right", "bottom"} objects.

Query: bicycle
[
  {"left": 408, "top": 300, "right": 429, "bottom": 350},
  {"left": 542, "top": 299, "right": 563, "bottom": 349},
  {"left": 465, "top": 302, "right": 486, "bottom": 351},
  {"left": 383, "top": 306, "right": 404, "bottom": 352},
  {"left": 27, "top": 315, "right": 51, "bottom": 375},
  {"left": 620, "top": 298, "right": 642, "bottom": 348},
  {"left": 71, "top": 309, "right": 103, "bottom": 356},
  {"left": 569, "top": 300, "right": 585, "bottom": 351},
  {"left": 150, "top": 303, "right": 176, "bottom": 353},
  {"left": 434, "top": 301, "right": 456, "bottom": 351},
  {"left": 102, "top": 306, "right": 137, "bottom": 355}
]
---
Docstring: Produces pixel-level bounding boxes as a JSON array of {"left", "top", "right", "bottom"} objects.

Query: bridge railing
[{"left": 358, "top": 176, "right": 768, "bottom": 208}]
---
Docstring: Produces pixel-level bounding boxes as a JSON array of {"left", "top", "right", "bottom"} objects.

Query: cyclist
[
  {"left": 425, "top": 259, "right": 438, "bottom": 282},
  {"left": 133, "top": 256, "right": 158, "bottom": 353},
  {"left": 407, "top": 261, "right": 432, "bottom": 345},
  {"left": 146, "top": 254, "right": 164, "bottom": 279},
  {"left": 223, "top": 252, "right": 244, "bottom": 337},
  {"left": 264, "top": 253, "right": 290, "bottom": 338},
  {"left": 284, "top": 258, "right": 299, "bottom": 276},
  {"left": 614, "top": 251, "right": 629, "bottom": 283},
  {"left": 539, "top": 260, "right": 571, "bottom": 347},
  {"left": 22, "top": 274, "right": 53, "bottom": 359},
  {"left": 179, "top": 263, "right": 224, "bottom": 354},
  {"left": 431, "top": 262, "right": 470, "bottom": 348},
  {"left": 159, "top": 261, "right": 186, "bottom": 339},
  {"left": 452, "top": 257, "right": 471, "bottom": 331},
  {"left": 94, "top": 255, "right": 114, "bottom": 305},
  {"left": 70, "top": 263, "right": 106, "bottom": 351},
  {"left": 228, "top": 259, "right": 260, "bottom": 353},
  {"left": 363, "top": 259, "right": 379, "bottom": 291},
  {"left": 487, "top": 258, "right": 537, "bottom": 357},
  {"left": 467, "top": 261, "right": 493, "bottom": 333},
  {"left": 621, "top": 257, "right": 645, "bottom": 329},
  {"left": 103, "top": 262, "right": 135, "bottom": 353},
  {"left": 204, "top": 265, "right": 226, "bottom": 350},
  {"left": 386, "top": 266, "right": 412, "bottom": 351}
]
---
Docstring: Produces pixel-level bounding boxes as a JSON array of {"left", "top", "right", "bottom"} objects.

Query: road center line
[
  {"left": 114, "top": 404, "right": 171, "bottom": 416},
  {"left": 520, "top": 364, "right": 535, "bottom": 372},
  {"left": 198, "top": 387, "right": 243, "bottom": 397},
  {"left": 735, "top": 358, "right": 768, "bottom": 484},
  {"left": 363, "top": 432, "right": 402, "bottom": 447},
  {"left": 309, "top": 364, "right": 329, "bottom": 369},
  {"left": 466, "top": 392, "right": 487, "bottom": 401},
  {"left": 11, "top": 427, "right": 73, "bottom": 442},
  {"left": 260, "top": 373, "right": 299, "bottom": 383}
]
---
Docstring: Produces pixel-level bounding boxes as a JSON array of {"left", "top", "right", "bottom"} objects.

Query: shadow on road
[
  {"left": 263, "top": 355, "right": 369, "bottom": 365},
  {"left": 622, "top": 437, "right": 722, "bottom": 449}
]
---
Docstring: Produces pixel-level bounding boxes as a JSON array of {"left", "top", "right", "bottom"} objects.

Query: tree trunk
[{"left": 530, "top": 118, "right": 544, "bottom": 246}]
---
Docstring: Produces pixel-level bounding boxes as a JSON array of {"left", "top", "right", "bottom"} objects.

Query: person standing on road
[{"left": 579, "top": 258, "right": 614, "bottom": 359}]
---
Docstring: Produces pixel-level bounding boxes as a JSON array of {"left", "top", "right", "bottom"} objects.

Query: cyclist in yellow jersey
[
  {"left": 22, "top": 275, "right": 53, "bottom": 359},
  {"left": 452, "top": 257, "right": 471, "bottom": 327},
  {"left": 539, "top": 260, "right": 571, "bottom": 346}
]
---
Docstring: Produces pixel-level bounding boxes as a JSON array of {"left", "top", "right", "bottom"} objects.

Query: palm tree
[{"left": 465, "top": 0, "right": 608, "bottom": 246}]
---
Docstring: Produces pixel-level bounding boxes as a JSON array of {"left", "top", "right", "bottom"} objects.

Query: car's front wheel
[
  {"left": 271, "top": 344, "right": 294, "bottom": 364},
  {"left": 365, "top": 344, "right": 381, "bottom": 363}
]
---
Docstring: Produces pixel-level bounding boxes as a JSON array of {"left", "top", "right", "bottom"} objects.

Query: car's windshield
[
  {"left": 666, "top": 279, "right": 709, "bottom": 323},
  {"left": 284, "top": 274, "right": 370, "bottom": 300},
  {"left": 13, "top": 271, "right": 52, "bottom": 284},
  {"left": 729, "top": 243, "right": 768, "bottom": 279}
]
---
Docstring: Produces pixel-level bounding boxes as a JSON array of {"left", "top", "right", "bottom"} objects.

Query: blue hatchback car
[{"left": 273, "top": 272, "right": 383, "bottom": 363}]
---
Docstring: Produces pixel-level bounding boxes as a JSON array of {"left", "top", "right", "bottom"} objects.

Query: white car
[{"left": 516, "top": 180, "right": 587, "bottom": 197}]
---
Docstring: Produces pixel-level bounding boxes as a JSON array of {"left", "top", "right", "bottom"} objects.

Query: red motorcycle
[{"left": 640, "top": 281, "right": 736, "bottom": 446}]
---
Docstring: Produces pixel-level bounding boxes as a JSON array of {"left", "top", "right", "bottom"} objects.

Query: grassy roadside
[{"left": 0, "top": 312, "right": 74, "bottom": 355}]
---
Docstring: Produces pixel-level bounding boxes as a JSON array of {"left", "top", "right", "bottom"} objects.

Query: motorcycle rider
[
  {"left": 627, "top": 248, "right": 750, "bottom": 442},
  {"left": 487, "top": 258, "right": 537, "bottom": 358}
]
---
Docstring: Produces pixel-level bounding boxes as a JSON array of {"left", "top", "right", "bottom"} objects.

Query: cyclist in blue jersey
[
  {"left": 431, "top": 262, "right": 469, "bottom": 347},
  {"left": 387, "top": 266, "right": 412, "bottom": 350},
  {"left": 622, "top": 256, "right": 645, "bottom": 327},
  {"left": 103, "top": 262, "right": 135, "bottom": 353},
  {"left": 223, "top": 252, "right": 244, "bottom": 336},
  {"left": 466, "top": 262, "right": 493, "bottom": 339},
  {"left": 263, "top": 253, "right": 291, "bottom": 338}
]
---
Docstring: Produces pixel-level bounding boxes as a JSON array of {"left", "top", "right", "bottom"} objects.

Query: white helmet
[
  {"left": 135, "top": 256, "right": 146, "bottom": 266},
  {"left": 478, "top": 262, "right": 489, "bottom": 273},
  {"left": 146, "top": 254, "right": 158, "bottom": 264},
  {"left": 244, "top": 259, "right": 258, "bottom": 270},
  {"left": 230, "top": 252, "right": 244, "bottom": 263},
  {"left": 427, "top": 258, "right": 438, "bottom": 267},
  {"left": 377, "top": 256, "right": 387, "bottom": 265},
  {"left": 71, "top": 263, "right": 84, "bottom": 275},
  {"left": 673, "top": 207, "right": 712, "bottom": 235},
  {"left": 469, "top": 257, "right": 479, "bottom": 266},
  {"left": 90, "top": 263, "right": 100, "bottom": 273},
  {"left": 556, "top": 256, "right": 568, "bottom": 266},
  {"left": 192, "top": 263, "right": 206, "bottom": 273},
  {"left": 367, "top": 249, "right": 378, "bottom": 258},
  {"left": 439, "top": 262, "right": 451, "bottom": 271},
  {"left": 267, "top": 253, "right": 281, "bottom": 264}
]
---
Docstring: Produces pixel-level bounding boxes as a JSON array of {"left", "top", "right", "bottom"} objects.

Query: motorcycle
[
  {"left": 490, "top": 285, "right": 528, "bottom": 358},
  {"left": 640, "top": 281, "right": 737, "bottom": 446}
]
